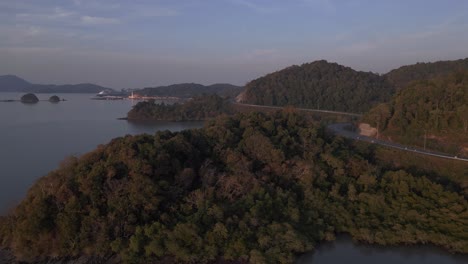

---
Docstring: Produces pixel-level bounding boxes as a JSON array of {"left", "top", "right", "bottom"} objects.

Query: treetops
[{"left": 1, "top": 110, "right": 467, "bottom": 263}]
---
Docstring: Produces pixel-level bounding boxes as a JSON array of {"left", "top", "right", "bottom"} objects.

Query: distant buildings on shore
[{"left": 94, "top": 90, "right": 183, "bottom": 101}]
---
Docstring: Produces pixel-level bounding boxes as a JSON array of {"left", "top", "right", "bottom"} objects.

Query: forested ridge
[
  {"left": 127, "top": 94, "right": 232, "bottom": 121},
  {"left": 385, "top": 58, "right": 468, "bottom": 89},
  {"left": 136, "top": 83, "right": 243, "bottom": 98},
  {"left": 238, "top": 58, "right": 468, "bottom": 113},
  {"left": 238, "top": 60, "right": 394, "bottom": 112},
  {"left": 1, "top": 111, "right": 467, "bottom": 263},
  {"left": 362, "top": 71, "right": 468, "bottom": 155}
]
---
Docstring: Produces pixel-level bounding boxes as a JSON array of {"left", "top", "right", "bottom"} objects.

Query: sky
[{"left": 1, "top": 0, "right": 468, "bottom": 89}]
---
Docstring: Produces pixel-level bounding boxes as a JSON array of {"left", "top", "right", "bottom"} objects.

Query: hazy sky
[{"left": 1, "top": 0, "right": 468, "bottom": 88}]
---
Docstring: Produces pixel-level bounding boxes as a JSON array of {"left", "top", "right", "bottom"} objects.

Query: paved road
[
  {"left": 328, "top": 123, "right": 468, "bottom": 162},
  {"left": 233, "top": 103, "right": 362, "bottom": 117},
  {"left": 233, "top": 103, "right": 467, "bottom": 162}
]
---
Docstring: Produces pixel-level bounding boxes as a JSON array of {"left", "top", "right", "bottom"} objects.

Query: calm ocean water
[
  {"left": 0, "top": 93, "right": 466, "bottom": 264},
  {"left": 296, "top": 236, "right": 468, "bottom": 264},
  {"left": 0, "top": 93, "right": 203, "bottom": 213}
]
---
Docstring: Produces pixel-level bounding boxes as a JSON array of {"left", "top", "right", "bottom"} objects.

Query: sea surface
[
  {"left": 0, "top": 93, "right": 203, "bottom": 213},
  {"left": 296, "top": 236, "right": 468, "bottom": 264},
  {"left": 0, "top": 93, "right": 466, "bottom": 264}
]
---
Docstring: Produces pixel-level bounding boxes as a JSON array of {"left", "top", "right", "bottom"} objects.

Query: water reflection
[{"left": 297, "top": 237, "right": 468, "bottom": 264}]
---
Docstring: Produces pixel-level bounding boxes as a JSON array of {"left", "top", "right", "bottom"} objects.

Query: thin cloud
[
  {"left": 25, "top": 26, "right": 42, "bottom": 36},
  {"left": 339, "top": 42, "right": 376, "bottom": 54},
  {"left": 0, "top": 25, "right": 44, "bottom": 45},
  {"left": 130, "top": 6, "right": 179, "bottom": 18},
  {"left": 71, "top": 1, "right": 178, "bottom": 18},
  {"left": 250, "top": 48, "right": 279, "bottom": 57},
  {"left": 302, "top": 0, "right": 336, "bottom": 13},
  {"left": 72, "top": 0, "right": 121, "bottom": 10},
  {"left": 228, "top": 0, "right": 280, "bottom": 13},
  {"left": 15, "top": 7, "right": 75, "bottom": 22},
  {"left": 236, "top": 48, "right": 283, "bottom": 62},
  {"left": 6, "top": 1, "right": 179, "bottom": 28},
  {"left": 81, "top": 15, "right": 120, "bottom": 25}
]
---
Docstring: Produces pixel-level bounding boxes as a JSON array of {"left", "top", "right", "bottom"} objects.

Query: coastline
[
  {"left": 123, "top": 116, "right": 211, "bottom": 122},
  {"left": 0, "top": 249, "right": 120, "bottom": 264}
]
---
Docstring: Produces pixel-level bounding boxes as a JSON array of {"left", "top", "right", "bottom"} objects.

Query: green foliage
[
  {"left": 240, "top": 60, "right": 394, "bottom": 112},
  {"left": 20, "top": 93, "right": 39, "bottom": 104},
  {"left": 49, "top": 95, "right": 61, "bottom": 102},
  {"left": 1, "top": 111, "right": 467, "bottom": 262},
  {"left": 385, "top": 58, "right": 468, "bottom": 89},
  {"left": 137, "top": 83, "right": 243, "bottom": 98},
  {"left": 363, "top": 71, "right": 468, "bottom": 155},
  {"left": 127, "top": 94, "right": 232, "bottom": 121}
]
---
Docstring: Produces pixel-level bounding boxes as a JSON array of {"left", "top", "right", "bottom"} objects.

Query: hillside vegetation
[
  {"left": 20, "top": 93, "right": 39, "bottom": 104},
  {"left": 238, "top": 58, "right": 468, "bottom": 113},
  {"left": 238, "top": 60, "right": 394, "bottom": 113},
  {"left": 137, "top": 83, "right": 243, "bottom": 98},
  {"left": 127, "top": 94, "right": 232, "bottom": 121},
  {"left": 362, "top": 71, "right": 468, "bottom": 155},
  {"left": 1, "top": 111, "right": 467, "bottom": 263},
  {"left": 385, "top": 58, "right": 468, "bottom": 89}
]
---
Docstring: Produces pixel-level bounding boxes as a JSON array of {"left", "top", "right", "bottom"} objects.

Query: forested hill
[
  {"left": 385, "top": 58, "right": 468, "bottom": 89},
  {"left": 127, "top": 94, "right": 232, "bottom": 121},
  {"left": 1, "top": 111, "right": 467, "bottom": 263},
  {"left": 136, "top": 83, "right": 243, "bottom": 98},
  {"left": 362, "top": 71, "right": 468, "bottom": 155},
  {"left": 0, "top": 75, "right": 110, "bottom": 93},
  {"left": 238, "top": 60, "right": 394, "bottom": 113}
]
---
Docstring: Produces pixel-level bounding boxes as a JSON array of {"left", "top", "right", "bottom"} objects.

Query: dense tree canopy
[
  {"left": 48, "top": 95, "right": 61, "bottom": 103},
  {"left": 20, "top": 93, "right": 39, "bottom": 104},
  {"left": 238, "top": 60, "right": 394, "bottom": 113},
  {"left": 127, "top": 94, "right": 233, "bottom": 121},
  {"left": 362, "top": 71, "right": 468, "bottom": 155},
  {"left": 1, "top": 111, "right": 467, "bottom": 263},
  {"left": 385, "top": 58, "right": 468, "bottom": 89},
  {"left": 136, "top": 83, "right": 243, "bottom": 99}
]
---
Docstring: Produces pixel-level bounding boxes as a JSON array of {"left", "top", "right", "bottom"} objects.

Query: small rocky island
[
  {"left": 48, "top": 95, "right": 61, "bottom": 103},
  {"left": 20, "top": 93, "right": 39, "bottom": 104}
]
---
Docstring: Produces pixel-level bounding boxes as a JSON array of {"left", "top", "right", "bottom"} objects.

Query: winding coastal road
[
  {"left": 233, "top": 102, "right": 362, "bottom": 117},
  {"left": 328, "top": 123, "right": 468, "bottom": 162},
  {"left": 234, "top": 103, "right": 467, "bottom": 162}
]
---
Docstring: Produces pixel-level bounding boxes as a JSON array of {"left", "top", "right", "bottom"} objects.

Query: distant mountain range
[
  {"left": 0, "top": 75, "right": 243, "bottom": 97},
  {"left": 3, "top": 57, "right": 467, "bottom": 99},
  {"left": 0, "top": 75, "right": 111, "bottom": 94},
  {"left": 136, "top": 83, "right": 243, "bottom": 98},
  {"left": 0, "top": 75, "right": 31, "bottom": 92}
]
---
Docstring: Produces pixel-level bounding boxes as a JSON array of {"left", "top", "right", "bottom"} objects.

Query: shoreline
[
  {"left": 122, "top": 117, "right": 210, "bottom": 122},
  {"left": 0, "top": 99, "right": 67, "bottom": 103},
  {"left": 3, "top": 236, "right": 468, "bottom": 264}
]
